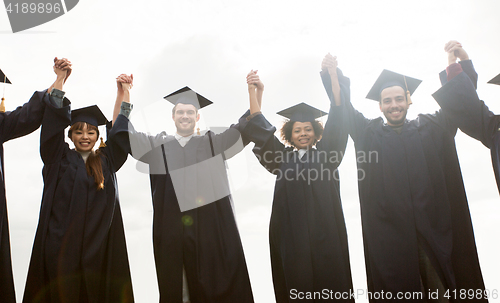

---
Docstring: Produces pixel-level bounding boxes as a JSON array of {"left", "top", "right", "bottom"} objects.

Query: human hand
[
  {"left": 116, "top": 73, "right": 133, "bottom": 91},
  {"left": 321, "top": 53, "right": 338, "bottom": 76},
  {"left": 444, "top": 40, "right": 469, "bottom": 65},
  {"left": 247, "top": 70, "right": 264, "bottom": 91},
  {"left": 53, "top": 57, "right": 72, "bottom": 83}
]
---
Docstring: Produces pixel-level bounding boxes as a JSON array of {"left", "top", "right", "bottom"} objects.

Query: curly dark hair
[{"left": 280, "top": 120, "right": 324, "bottom": 147}]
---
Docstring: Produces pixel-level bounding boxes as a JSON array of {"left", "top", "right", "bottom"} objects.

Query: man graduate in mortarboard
[
  {"left": 321, "top": 53, "right": 487, "bottom": 302},
  {"left": 129, "top": 87, "right": 253, "bottom": 303},
  {"left": 435, "top": 41, "right": 500, "bottom": 196},
  {"left": 0, "top": 60, "right": 71, "bottom": 303}
]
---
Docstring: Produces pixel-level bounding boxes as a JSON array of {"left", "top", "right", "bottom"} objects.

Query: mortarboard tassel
[
  {"left": 1, "top": 74, "right": 6, "bottom": 113},
  {"left": 99, "top": 137, "right": 106, "bottom": 148},
  {"left": 197, "top": 127, "right": 200, "bottom": 136},
  {"left": 403, "top": 75, "right": 412, "bottom": 105},
  {"left": 406, "top": 90, "right": 412, "bottom": 105}
]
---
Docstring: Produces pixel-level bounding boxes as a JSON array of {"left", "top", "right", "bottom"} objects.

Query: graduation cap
[
  {"left": 71, "top": 105, "right": 109, "bottom": 148},
  {"left": 487, "top": 73, "right": 500, "bottom": 85},
  {"left": 71, "top": 105, "right": 108, "bottom": 127},
  {"left": 1, "top": 69, "right": 12, "bottom": 113},
  {"left": 0, "top": 69, "right": 12, "bottom": 84},
  {"left": 164, "top": 86, "right": 213, "bottom": 109},
  {"left": 277, "top": 102, "right": 327, "bottom": 122},
  {"left": 366, "top": 69, "right": 422, "bottom": 104}
]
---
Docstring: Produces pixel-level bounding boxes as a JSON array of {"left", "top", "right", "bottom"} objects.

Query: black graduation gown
[
  {"left": 0, "top": 91, "right": 47, "bottom": 303},
  {"left": 23, "top": 98, "right": 134, "bottom": 303},
  {"left": 491, "top": 130, "right": 500, "bottom": 194},
  {"left": 437, "top": 61, "right": 500, "bottom": 195},
  {"left": 321, "top": 70, "right": 487, "bottom": 302},
  {"left": 239, "top": 75, "right": 353, "bottom": 303},
  {"left": 130, "top": 124, "right": 253, "bottom": 303}
]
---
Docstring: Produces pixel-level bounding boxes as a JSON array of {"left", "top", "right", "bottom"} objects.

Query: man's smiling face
[
  {"left": 379, "top": 85, "right": 409, "bottom": 127},
  {"left": 172, "top": 103, "right": 200, "bottom": 136}
]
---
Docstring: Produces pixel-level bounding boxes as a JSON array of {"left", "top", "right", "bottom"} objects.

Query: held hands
[
  {"left": 53, "top": 57, "right": 72, "bottom": 83},
  {"left": 444, "top": 40, "right": 469, "bottom": 65},
  {"left": 322, "top": 53, "right": 342, "bottom": 106},
  {"left": 246, "top": 70, "right": 263, "bottom": 114},
  {"left": 246, "top": 70, "right": 264, "bottom": 92},
  {"left": 321, "top": 53, "right": 338, "bottom": 76},
  {"left": 116, "top": 74, "right": 133, "bottom": 91}
]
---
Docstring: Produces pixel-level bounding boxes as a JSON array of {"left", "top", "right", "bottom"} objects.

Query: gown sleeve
[
  {"left": 39, "top": 93, "right": 71, "bottom": 165},
  {"left": 100, "top": 114, "right": 132, "bottom": 172},
  {"left": 439, "top": 60, "right": 478, "bottom": 89},
  {"left": 320, "top": 68, "right": 371, "bottom": 144},
  {"left": 432, "top": 70, "right": 496, "bottom": 148},
  {"left": 316, "top": 68, "right": 349, "bottom": 168},
  {"left": 0, "top": 90, "right": 47, "bottom": 143},
  {"left": 207, "top": 110, "right": 251, "bottom": 160},
  {"left": 239, "top": 112, "right": 286, "bottom": 175}
]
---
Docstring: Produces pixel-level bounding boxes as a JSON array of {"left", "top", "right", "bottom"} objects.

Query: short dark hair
[
  {"left": 280, "top": 120, "right": 324, "bottom": 147},
  {"left": 172, "top": 103, "right": 198, "bottom": 116},
  {"left": 379, "top": 85, "right": 407, "bottom": 103}
]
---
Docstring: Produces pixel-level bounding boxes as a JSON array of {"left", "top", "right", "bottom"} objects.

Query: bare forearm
[
  {"left": 48, "top": 75, "right": 65, "bottom": 94},
  {"left": 113, "top": 89, "right": 129, "bottom": 125},
  {"left": 249, "top": 88, "right": 260, "bottom": 115},
  {"left": 256, "top": 88, "right": 263, "bottom": 109}
]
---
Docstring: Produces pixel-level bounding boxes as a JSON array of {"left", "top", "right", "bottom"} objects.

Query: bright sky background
[{"left": 2, "top": 0, "right": 500, "bottom": 302}]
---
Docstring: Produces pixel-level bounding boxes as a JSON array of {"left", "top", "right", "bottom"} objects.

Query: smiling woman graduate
[
  {"left": 22, "top": 69, "right": 135, "bottom": 303},
  {"left": 241, "top": 56, "right": 354, "bottom": 302}
]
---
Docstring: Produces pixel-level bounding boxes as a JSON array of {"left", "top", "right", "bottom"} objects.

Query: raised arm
[
  {"left": 320, "top": 55, "right": 370, "bottom": 143},
  {"left": 433, "top": 42, "right": 496, "bottom": 147},
  {"left": 113, "top": 74, "right": 132, "bottom": 125},
  {"left": 0, "top": 58, "right": 70, "bottom": 143},
  {"left": 438, "top": 40, "right": 478, "bottom": 88},
  {"left": 103, "top": 74, "right": 134, "bottom": 172},
  {"left": 317, "top": 55, "right": 348, "bottom": 166},
  {"left": 247, "top": 70, "right": 263, "bottom": 114},
  {"left": 239, "top": 71, "right": 286, "bottom": 173},
  {"left": 198, "top": 70, "right": 265, "bottom": 161},
  {"left": 47, "top": 57, "right": 71, "bottom": 94},
  {"left": 40, "top": 58, "right": 72, "bottom": 164},
  {"left": 321, "top": 54, "right": 341, "bottom": 106}
]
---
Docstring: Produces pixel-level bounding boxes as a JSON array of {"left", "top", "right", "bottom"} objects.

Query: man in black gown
[
  {"left": 436, "top": 41, "right": 500, "bottom": 196},
  {"left": 321, "top": 53, "right": 487, "bottom": 302},
  {"left": 129, "top": 87, "right": 253, "bottom": 303}
]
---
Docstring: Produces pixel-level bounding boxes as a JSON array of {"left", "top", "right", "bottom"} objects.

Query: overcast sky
[{"left": 2, "top": 0, "right": 500, "bottom": 302}]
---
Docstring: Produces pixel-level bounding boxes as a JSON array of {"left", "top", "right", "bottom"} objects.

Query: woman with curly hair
[{"left": 239, "top": 55, "right": 354, "bottom": 302}]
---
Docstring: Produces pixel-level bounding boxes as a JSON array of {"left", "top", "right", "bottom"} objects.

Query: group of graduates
[{"left": 0, "top": 39, "right": 496, "bottom": 303}]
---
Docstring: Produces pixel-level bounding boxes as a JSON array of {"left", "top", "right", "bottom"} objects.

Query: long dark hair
[{"left": 68, "top": 122, "right": 105, "bottom": 190}]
